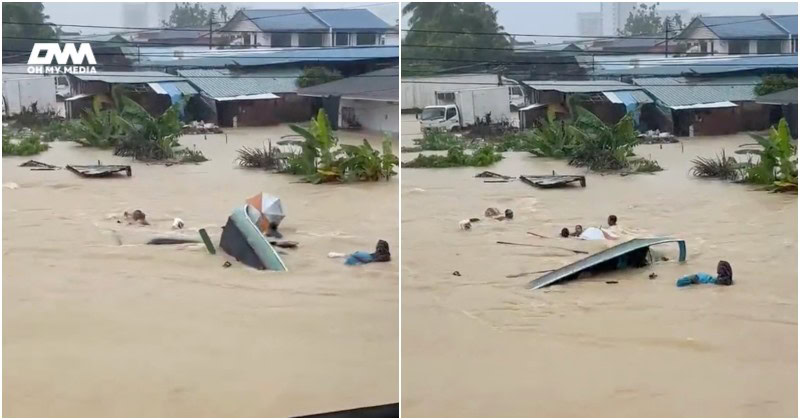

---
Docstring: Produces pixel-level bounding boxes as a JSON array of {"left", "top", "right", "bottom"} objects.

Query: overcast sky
[
  {"left": 42, "top": 2, "right": 399, "bottom": 34},
  {"left": 400, "top": 2, "right": 797, "bottom": 42}
]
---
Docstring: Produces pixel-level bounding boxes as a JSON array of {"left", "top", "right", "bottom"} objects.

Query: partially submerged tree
[
  {"left": 619, "top": 3, "right": 685, "bottom": 36},
  {"left": 162, "top": 2, "right": 211, "bottom": 28}
]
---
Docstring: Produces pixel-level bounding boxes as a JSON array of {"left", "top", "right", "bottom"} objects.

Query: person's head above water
[
  {"left": 560, "top": 228, "right": 569, "bottom": 238},
  {"left": 574, "top": 224, "right": 583, "bottom": 235},
  {"left": 608, "top": 214, "right": 618, "bottom": 226},
  {"left": 371, "top": 239, "right": 391, "bottom": 262},
  {"left": 716, "top": 260, "right": 733, "bottom": 285}
]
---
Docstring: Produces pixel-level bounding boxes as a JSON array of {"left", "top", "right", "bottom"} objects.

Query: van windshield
[{"left": 420, "top": 107, "right": 446, "bottom": 121}]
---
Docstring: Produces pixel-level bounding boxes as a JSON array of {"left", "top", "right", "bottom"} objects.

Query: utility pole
[
  {"left": 664, "top": 19, "right": 669, "bottom": 58},
  {"left": 209, "top": 16, "right": 213, "bottom": 50}
]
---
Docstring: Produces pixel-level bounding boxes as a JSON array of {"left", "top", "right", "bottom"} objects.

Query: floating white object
[{"left": 172, "top": 218, "right": 185, "bottom": 229}]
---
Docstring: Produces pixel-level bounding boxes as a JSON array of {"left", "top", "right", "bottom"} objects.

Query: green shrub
[
  {"left": 690, "top": 150, "right": 742, "bottom": 180},
  {"left": 402, "top": 145, "right": 503, "bottom": 168},
  {"left": 2, "top": 133, "right": 50, "bottom": 156}
]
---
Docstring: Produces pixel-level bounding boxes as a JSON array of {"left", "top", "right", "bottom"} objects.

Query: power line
[
  {"left": 402, "top": 42, "right": 798, "bottom": 56},
  {"left": 399, "top": 80, "right": 764, "bottom": 87},
  {"left": 400, "top": 16, "right": 791, "bottom": 40}
]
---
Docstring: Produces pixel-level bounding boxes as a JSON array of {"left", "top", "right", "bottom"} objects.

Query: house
[
  {"left": 591, "top": 54, "right": 798, "bottom": 78},
  {"left": 130, "top": 27, "right": 214, "bottom": 47},
  {"left": 64, "top": 71, "right": 197, "bottom": 119},
  {"left": 676, "top": 14, "right": 798, "bottom": 55},
  {"left": 177, "top": 68, "right": 313, "bottom": 127},
  {"left": 220, "top": 7, "right": 392, "bottom": 48},
  {"left": 633, "top": 76, "right": 779, "bottom": 136},
  {"left": 519, "top": 80, "right": 652, "bottom": 128},
  {"left": 297, "top": 67, "right": 398, "bottom": 136},
  {"left": 509, "top": 41, "right": 587, "bottom": 81}
]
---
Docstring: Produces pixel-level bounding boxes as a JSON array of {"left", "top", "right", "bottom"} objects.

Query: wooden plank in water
[
  {"left": 66, "top": 165, "right": 132, "bottom": 178},
  {"left": 519, "top": 174, "right": 586, "bottom": 188}
]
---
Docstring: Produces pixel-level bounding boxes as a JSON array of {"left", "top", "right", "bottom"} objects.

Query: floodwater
[
  {"left": 3, "top": 127, "right": 398, "bottom": 417},
  {"left": 401, "top": 115, "right": 797, "bottom": 417}
]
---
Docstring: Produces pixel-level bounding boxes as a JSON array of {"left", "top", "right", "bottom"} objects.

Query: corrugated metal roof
[
  {"left": 522, "top": 80, "right": 642, "bottom": 93},
  {"left": 297, "top": 67, "right": 398, "bottom": 102},
  {"left": 309, "top": 9, "right": 390, "bottom": 30},
  {"left": 177, "top": 68, "right": 302, "bottom": 99},
  {"left": 69, "top": 71, "right": 186, "bottom": 84},
  {"left": 755, "top": 87, "right": 798, "bottom": 105},
  {"left": 692, "top": 15, "right": 791, "bottom": 39},
  {"left": 592, "top": 54, "right": 797, "bottom": 77},
  {"left": 149, "top": 46, "right": 398, "bottom": 68},
  {"left": 604, "top": 90, "right": 653, "bottom": 104},
  {"left": 242, "top": 9, "right": 328, "bottom": 32},
  {"left": 632, "top": 76, "right": 761, "bottom": 107},
  {"left": 769, "top": 15, "right": 799, "bottom": 36}
]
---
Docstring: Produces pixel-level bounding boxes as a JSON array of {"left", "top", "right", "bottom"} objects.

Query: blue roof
[
  {"left": 692, "top": 15, "right": 795, "bottom": 39},
  {"left": 242, "top": 9, "right": 328, "bottom": 32},
  {"left": 146, "top": 46, "right": 398, "bottom": 69},
  {"left": 593, "top": 54, "right": 797, "bottom": 77},
  {"left": 177, "top": 68, "right": 302, "bottom": 98},
  {"left": 238, "top": 8, "right": 389, "bottom": 32},
  {"left": 309, "top": 9, "right": 391, "bottom": 31},
  {"left": 770, "top": 15, "right": 798, "bottom": 36}
]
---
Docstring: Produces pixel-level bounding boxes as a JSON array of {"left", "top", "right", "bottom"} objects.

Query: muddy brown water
[
  {"left": 3, "top": 127, "right": 398, "bottom": 417},
  {"left": 401, "top": 115, "right": 797, "bottom": 417}
]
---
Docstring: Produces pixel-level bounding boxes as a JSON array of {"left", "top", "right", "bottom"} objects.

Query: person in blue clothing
[
  {"left": 345, "top": 240, "right": 391, "bottom": 265},
  {"left": 676, "top": 260, "right": 733, "bottom": 287}
]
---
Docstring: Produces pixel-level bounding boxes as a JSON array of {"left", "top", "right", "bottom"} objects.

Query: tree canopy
[
  {"left": 2, "top": 2, "right": 57, "bottom": 62},
  {"left": 619, "top": 3, "right": 686, "bottom": 36},
  {"left": 402, "top": 2, "right": 510, "bottom": 76},
  {"left": 162, "top": 2, "right": 234, "bottom": 28}
]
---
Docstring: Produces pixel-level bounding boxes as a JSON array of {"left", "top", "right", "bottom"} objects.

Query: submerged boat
[{"left": 528, "top": 237, "right": 686, "bottom": 290}]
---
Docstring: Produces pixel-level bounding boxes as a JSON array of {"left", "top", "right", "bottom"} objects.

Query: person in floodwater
[
  {"left": 345, "top": 240, "right": 391, "bottom": 265},
  {"left": 560, "top": 227, "right": 570, "bottom": 238},
  {"left": 608, "top": 214, "right": 617, "bottom": 227},
  {"left": 676, "top": 260, "right": 733, "bottom": 287}
]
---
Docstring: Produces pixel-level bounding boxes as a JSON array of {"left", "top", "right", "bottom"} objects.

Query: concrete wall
[
  {"left": 2, "top": 77, "right": 60, "bottom": 116},
  {"left": 217, "top": 93, "right": 312, "bottom": 127},
  {"left": 339, "top": 98, "right": 398, "bottom": 136}
]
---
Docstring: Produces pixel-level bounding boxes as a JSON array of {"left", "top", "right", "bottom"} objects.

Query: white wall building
[{"left": 2, "top": 65, "right": 61, "bottom": 117}]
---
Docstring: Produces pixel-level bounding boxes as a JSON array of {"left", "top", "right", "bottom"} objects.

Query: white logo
[{"left": 27, "top": 43, "right": 97, "bottom": 74}]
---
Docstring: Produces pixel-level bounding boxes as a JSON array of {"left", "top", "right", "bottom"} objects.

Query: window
[
  {"left": 509, "top": 86, "right": 522, "bottom": 96},
  {"left": 757, "top": 39, "right": 782, "bottom": 54},
  {"left": 356, "top": 33, "right": 377, "bottom": 45},
  {"left": 335, "top": 33, "right": 349, "bottom": 46},
  {"left": 271, "top": 32, "right": 291, "bottom": 48},
  {"left": 445, "top": 107, "right": 456, "bottom": 120},
  {"left": 299, "top": 32, "right": 324, "bottom": 47},
  {"left": 436, "top": 92, "right": 455, "bottom": 102},
  {"left": 728, "top": 40, "right": 749, "bottom": 55}
]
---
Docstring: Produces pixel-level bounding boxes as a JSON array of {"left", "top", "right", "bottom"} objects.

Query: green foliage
[
  {"left": 236, "top": 144, "right": 282, "bottom": 169},
  {"left": 9, "top": 103, "right": 62, "bottom": 128},
  {"left": 404, "top": 130, "right": 463, "bottom": 152},
  {"left": 2, "top": 3, "right": 57, "bottom": 62},
  {"left": 740, "top": 118, "right": 797, "bottom": 191},
  {"left": 619, "top": 3, "right": 682, "bottom": 36},
  {"left": 285, "top": 109, "right": 397, "bottom": 183},
  {"left": 632, "top": 159, "right": 663, "bottom": 173},
  {"left": 2, "top": 132, "right": 50, "bottom": 156},
  {"left": 567, "top": 109, "right": 640, "bottom": 171},
  {"left": 296, "top": 67, "right": 344, "bottom": 88},
  {"left": 402, "top": 145, "right": 503, "bottom": 168},
  {"left": 528, "top": 112, "right": 574, "bottom": 158},
  {"left": 113, "top": 96, "right": 183, "bottom": 160},
  {"left": 72, "top": 97, "right": 124, "bottom": 148},
  {"left": 754, "top": 74, "right": 798, "bottom": 96},
  {"left": 690, "top": 150, "right": 741, "bottom": 180},
  {"left": 176, "top": 148, "right": 208, "bottom": 163},
  {"left": 402, "top": 2, "right": 510, "bottom": 75},
  {"left": 162, "top": 2, "right": 213, "bottom": 27}
]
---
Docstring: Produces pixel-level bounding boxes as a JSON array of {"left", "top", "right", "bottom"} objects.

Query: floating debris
[
  {"left": 519, "top": 174, "right": 586, "bottom": 189},
  {"left": 66, "top": 164, "right": 132, "bottom": 178}
]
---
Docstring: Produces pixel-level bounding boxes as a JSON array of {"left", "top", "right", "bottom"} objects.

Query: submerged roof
[
  {"left": 632, "top": 75, "right": 762, "bottom": 107},
  {"left": 69, "top": 71, "right": 185, "bottom": 84},
  {"left": 297, "top": 67, "right": 398, "bottom": 102},
  {"left": 522, "top": 80, "right": 642, "bottom": 93},
  {"left": 592, "top": 54, "right": 798, "bottom": 77},
  {"left": 177, "top": 68, "right": 302, "bottom": 99},
  {"left": 234, "top": 8, "right": 390, "bottom": 32}
]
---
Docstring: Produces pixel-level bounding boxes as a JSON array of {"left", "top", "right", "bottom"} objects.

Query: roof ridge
[{"left": 305, "top": 7, "right": 332, "bottom": 30}]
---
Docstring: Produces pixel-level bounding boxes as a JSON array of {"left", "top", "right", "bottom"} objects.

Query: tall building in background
[
  {"left": 600, "top": 2, "right": 636, "bottom": 36},
  {"left": 577, "top": 12, "right": 603, "bottom": 37}
]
